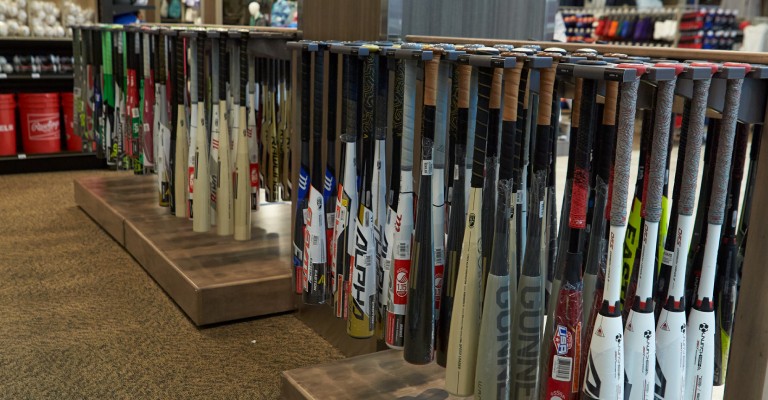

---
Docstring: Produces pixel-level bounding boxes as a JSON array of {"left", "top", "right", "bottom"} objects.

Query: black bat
[
  {"left": 287, "top": 41, "right": 314, "bottom": 294},
  {"left": 714, "top": 122, "right": 749, "bottom": 385},
  {"left": 304, "top": 43, "right": 327, "bottom": 305},
  {"left": 404, "top": 47, "right": 441, "bottom": 365}
]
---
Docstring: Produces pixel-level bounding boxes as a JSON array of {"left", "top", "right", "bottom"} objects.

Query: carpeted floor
[{"left": 0, "top": 170, "right": 343, "bottom": 399}]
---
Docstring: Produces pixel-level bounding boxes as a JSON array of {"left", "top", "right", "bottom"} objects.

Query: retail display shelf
[
  {"left": 74, "top": 174, "right": 296, "bottom": 326},
  {"left": 281, "top": 350, "right": 457, "bottom": 400}
]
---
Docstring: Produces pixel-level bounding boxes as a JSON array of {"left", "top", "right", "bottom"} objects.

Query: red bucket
[
  {"left": 61, "top": 92, "right": 82, "bottom": 151},
  {"left": 19, "top": 93, "right": 61, "bottom": 154},
  {"left": 0, "top": 94, "right": 15, "bottom": 156}
]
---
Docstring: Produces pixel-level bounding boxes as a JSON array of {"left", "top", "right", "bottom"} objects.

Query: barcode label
[
  {"left": 422, "top": 160, "right": 433, "bottom": 176},
  {"left": 662, "top": 250, "right": 674, "bottom": 266},
  {"left": 539, "top": 201, "right": 544, "bottom": 218},
  {"left": 365, "top": 255, "right": 372, "bottom": 267},
  {"left": 435, "top": 247, "right": 444, "bottom": 265},
  {"left": 398, "top": 242, "right": 409, "bottom": 258},
  {"left": 312, "top": 236, "right": 319, "bottom": 246},
  {"left": 552, "top": 356, "right": 573, "bottom": 381},
  {"left": 326, "top": 213, "right": 335, "bottom": 227},
  {"left": 454, "top": 165, "right": 459, "bottom": 180},
  {"left": 517, "top": 192, "right": 524, "bottom": 205},
  {"left": 132, "top": 108, "right": 140, "bottom": 118}
]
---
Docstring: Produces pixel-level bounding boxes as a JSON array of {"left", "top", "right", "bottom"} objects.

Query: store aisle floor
[{"left": 0, "top": 171, "right": 343, "bottom": 399}]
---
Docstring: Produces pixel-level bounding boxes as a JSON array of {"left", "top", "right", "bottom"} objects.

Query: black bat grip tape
[
  {"left": 197, "top": 36, "right": 205, "bottom": 101},
  {"left": 239, "top": 35, "right": 247, "bottom": 106},
  {"left": 471, "top": 67, "right": 491, "bottom": 187},
  {"left": 219, "top": 38, "right": 228, "bottom": 101},
  {"left": 176, "top": 37, "right": 185, "bottom": 105},
  {"left": 499, "top": 120, "right": 515, "bottom": 181}
]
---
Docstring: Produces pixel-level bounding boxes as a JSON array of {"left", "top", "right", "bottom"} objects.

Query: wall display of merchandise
[
  {"left": 559, "top": 6, "right": 745, "bottom": 49},
  {"left": 270, "top": 0, "right": 295, "bottom": 28},
  {"left": 561, "top": 11, "right": 595, "bottom": 42},
  {"left": 0, "top": 54, "right": 73, "bottom": 74},
  {"left": 0, "top": 0, "right": 94, "bottom": 38},
  {"left": 288, "top": 39, "right": 766, "bottom": 399},
  {"left": 70, "top": 24, "right": 294, "bottom": 238}
]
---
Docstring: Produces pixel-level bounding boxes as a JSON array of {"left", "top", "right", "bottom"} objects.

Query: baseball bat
[
  {"left": 432, "top": 44, "right": 453, "bottom": 326},
  {"left": 117, "top": 28, "right": 129, "bottom": 170},
  {"left": 480, "top": 52, "right": 503, "bottom": 296},
  {"left": 403, "top": 47, "right": 441, "bottom": 365},
  {"left": 685, "top": 62, "right": 749, "bottom": 400},
  {"left": 444, "top": 48, "right": 492, "bottom": 396},
  {"left": 141, "top": 28, "right": 155, "bottom": 175},
  {"left": 186, "top": 30, "right": 200, "bottom": 221},
  {"left": 686, "top": 120, "right": 720, "bottom": 309},
  {"left": 340, "top": 45, "right": 365, "bottom": 321},
  {"left": 736, "top": 125, "right": 761, "bottom": 247},
  {"left": 445, "top": 59, "right": 460, "bottom": 224},
  {"left": 347, "top": 45, "right": 378, "bottom": 339},
  {"left": 247, "top": 44, "right": 260, "bottom": 211},
  {"left": 331, "top": 44, "right": 359, "bottom": 317},
  {"left": 378, "top": 47, "right": 398, "bottom": 323},
  {"left": 163, "top": 29, "right": 177, "bottom": 215},
  {"left": 290, "top": 41, "right": 312, "bottom": 292},
  {"left": 372, "top": 47, "right": 390, "bottom": 336},
  {"left": 654, "top": 62, "right": 714, "bottom": 400},
  {"left": 92, "top": 29, "right": 106, "bottom": 161},
  {"left": 473, "top": 51, "right": 521, "bottom": 400},
  {"left": 511, "top": 46, "right": 535, "bottom": 272},
  {"left": 105, "top": 27, "right": 118, "bottom": 168},
  {"left": 173, "top": 31, "right": 188, "bottom": 218},
  {"left": 216, "top": 34, "right": 234, "bottom": 236},
  {"left": 547, "top": 57, "right": 610, "bottom": 400},
  {"left": 125, "top": 27, "right": 140, "bottom": 174},
  {"left": 582, "top": 63, "right": 645, "bottom": 400},
  {"left": 583, "top": 79, "right": 618, "bottom": 342},
  {"left": 508, "top": 52, "right": 555, "bottom": 400},
  {"left": 621, "top": 107, "right": 653, "bottom": 309},
  {"left": 436, "top": 61, "right": 471, "bottom": 364},
  {"left": 624, "top": 63, "right": 681, "bottom": 400},
  {"left": 304, "top": 44, "right": 328, "bottom": 305},
  {"left": 193, "top": 30, "right": 212, "bottom": 232},
  {"left": 324, "top": 49, "right": 339, "bottom": 305},
  {"left": 714, "top": 121, "right": 749, "bottom": 385},
  {"left": 578, "top": 73, "right": 617, "bottom": 393},
  {"left": 233, "top": 31, "right": 252, "bottom": 241},
  {"left": 386, "top": 44, "right": 419, "bottom": 348},
  {"left": 654, "top": 96, "right": 690, "bottom": 318}
]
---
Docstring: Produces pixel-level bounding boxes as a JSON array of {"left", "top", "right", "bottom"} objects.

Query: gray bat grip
[
  {"left": 645, "top": 79, "right": 676, "bottom": 223},
  {"left": 611, "top": 78, "right": 640, "bottom": 226},
  {"left": 678, "top": 77, "right": 711, "bottom": 216},
  {"left": 434, "top": 62, "right": 451, "bottom": 169},
  {"left": 402, "top": 57, "right": 417, "bottom": 170},
  {"left": 709, "top": 78, "right": 744, "bottom": 225},
  {"left": 189, "top": 39, "right": 198, "bottom": 104}
]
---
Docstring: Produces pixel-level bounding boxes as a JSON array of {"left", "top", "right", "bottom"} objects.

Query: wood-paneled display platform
[
  {"left": 281, "top": 349, "right": 459, "bottom": 400},
  {"left": 74, "top": 174, "right": 295, "bottom": 326},
  {"left": 295, "top": 303, "right": 384, "bottom": 357}
]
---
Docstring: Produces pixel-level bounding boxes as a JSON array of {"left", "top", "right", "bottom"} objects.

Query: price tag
[
  {"left": 31, "top": 73, "right": 40, "bottom": 79},
  {"left": 0, "top": 73, "right": 7, "bottom": 79},
  {"left": 18, "top": 153, "right": 27, "bottom": 159}
]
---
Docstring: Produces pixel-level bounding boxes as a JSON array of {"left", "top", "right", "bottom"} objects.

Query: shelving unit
[{"left": 0, "top": 37, "right": 102, "bottom": 174}]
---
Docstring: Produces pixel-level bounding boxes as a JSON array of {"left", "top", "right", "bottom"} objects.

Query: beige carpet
[{"left": 0, "top": 171, "right": 343, "bottom": 399}]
